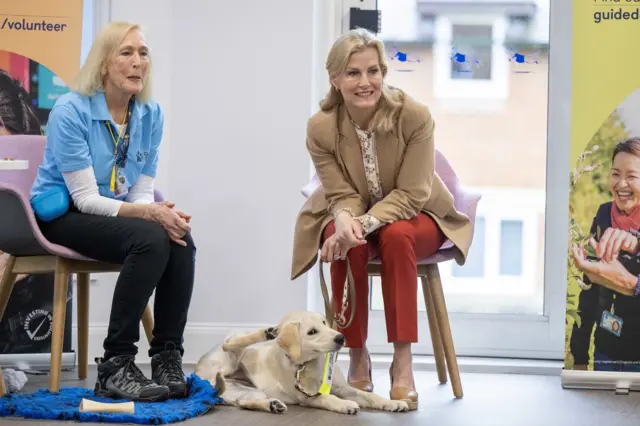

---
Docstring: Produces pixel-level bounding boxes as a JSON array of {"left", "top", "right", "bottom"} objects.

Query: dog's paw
[
  {"left": 264, "top": 327, "right": 279, "bottom": 340},
  {"left": 378, "top": 399, "right": 410, "bottom": 412},
  {"left": 269, "top": 399, "right": 287, "bottom": 414},
  {"left": 335, "top": 400, "right": 360, "bottom": 415}
]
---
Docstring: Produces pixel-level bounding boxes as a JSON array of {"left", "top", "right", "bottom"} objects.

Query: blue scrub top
[{"left": 30, "top": 91, "right": 164, "bottom": 201}]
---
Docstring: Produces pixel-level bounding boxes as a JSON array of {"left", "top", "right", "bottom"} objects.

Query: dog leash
[
  {"left": 318, "top": 256, "right": 357, "bottom": 330},
  {"left": 288, "top": 255, "right": 357, "bottom": 399}
]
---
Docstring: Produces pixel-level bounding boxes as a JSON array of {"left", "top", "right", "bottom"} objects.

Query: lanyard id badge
[
  {"left": 600, "top": 296, "right": 623, "bottom": 337},
  {"left": 105, "top": 97, "right": 134, "bottom": 198}
]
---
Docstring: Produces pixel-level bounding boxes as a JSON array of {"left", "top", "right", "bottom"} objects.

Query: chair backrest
[
  {"left": 433, "top": 149, "right": 464, "bottom": 211},
  {"left": 0, "top": 134, "right": 46, "bottom": 195}
]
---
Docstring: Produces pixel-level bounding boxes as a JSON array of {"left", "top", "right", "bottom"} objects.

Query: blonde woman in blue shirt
[{"left": 30, "top": 22, "right": 194, "bottom": 402}]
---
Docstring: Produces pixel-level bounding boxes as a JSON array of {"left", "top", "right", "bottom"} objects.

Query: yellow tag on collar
[{"left": 318, "top": 351, "right": 338, "bottom": 395}]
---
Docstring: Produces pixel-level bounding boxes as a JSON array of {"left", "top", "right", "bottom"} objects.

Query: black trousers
[{"left": 38, "top": 207, "right": 196, "bottom": 360}]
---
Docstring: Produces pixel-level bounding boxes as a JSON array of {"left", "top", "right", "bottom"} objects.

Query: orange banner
[
  {"left": 0, "top": 0, "right": 83, "bottom": 134},
  {"left": 0, "top": 0, "right": 83, "bottom": 84}
]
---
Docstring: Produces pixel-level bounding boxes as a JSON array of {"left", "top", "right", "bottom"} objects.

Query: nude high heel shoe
[
  {"left": 348, "top": 354, "right": 373, "bottom": 392},
  {"left": 389, "top": 362, "right": 418, "bottom": 411}
]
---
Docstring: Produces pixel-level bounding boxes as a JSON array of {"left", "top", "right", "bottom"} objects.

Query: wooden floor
[{"left": 1, "top": 364, "right": 640, "bottom": 425}]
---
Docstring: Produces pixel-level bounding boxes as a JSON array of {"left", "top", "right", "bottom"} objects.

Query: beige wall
[{"left": 385, "top": 46, "right": 549, "bottom": 190}]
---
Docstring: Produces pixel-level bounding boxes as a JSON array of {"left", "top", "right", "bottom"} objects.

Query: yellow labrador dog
[{"left": 195, "top": 310, "right": 409, "bottom": 415}]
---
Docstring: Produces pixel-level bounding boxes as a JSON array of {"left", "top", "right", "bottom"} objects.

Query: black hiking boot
[
  {"left": 151, "top": 342, "right": 188, "bottom": 398},
  {"left": 94, "top": 355, "right": 169, "bottom": 402}
]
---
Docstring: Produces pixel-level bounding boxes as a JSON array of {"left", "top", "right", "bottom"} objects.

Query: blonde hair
[
  {"left": 70, "top": 21, "right": 153, "bottom": 103},
  {"left": 320, "top": 28, "right": 403, "bottom": 133}
]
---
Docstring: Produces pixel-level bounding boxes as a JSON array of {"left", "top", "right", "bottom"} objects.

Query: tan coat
[{"left": 290, "top": 91, "right": 474, "bottom": 280}]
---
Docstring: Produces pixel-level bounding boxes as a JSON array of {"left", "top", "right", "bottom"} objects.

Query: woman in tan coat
[{"left": 290, "top": 29, "right": 473, "bottom": 409}]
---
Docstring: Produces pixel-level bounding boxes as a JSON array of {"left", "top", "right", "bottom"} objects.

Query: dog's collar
[
  {"left": 286, "top": 352, "right": 339, "bottom": 399},
  {"left": 294, "top": 363, "right": 321, "bottom": 399},
  {"left": 283, "top": 353, "right": 321, "bottom": 399}
]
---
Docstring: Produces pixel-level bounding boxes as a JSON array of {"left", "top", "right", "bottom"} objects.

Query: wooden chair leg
[
  {"left": 0, "top": 255, "right": 17, "bottom": 328},
  {"left": 49, "top": 258, "right": 70, "bottom": 393},
  {"left": 421, "top": 275, "right": 447, "bottom": 384},
  {"left": 76, "top": 273, "right": 90, "bottom": 380},
  {"left": 0, "top": 255, "right": 18, "bottom": 397},
  {"left": 142, "top": 304, "right": 154, "bottom": 344},
  {"left": 426, "top": 264, "right": 463, "bottom": 399}
]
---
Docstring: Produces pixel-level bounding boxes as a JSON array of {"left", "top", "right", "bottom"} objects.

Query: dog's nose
[{"left": 334, "top": 334, "right": 345, "bottom": 345}]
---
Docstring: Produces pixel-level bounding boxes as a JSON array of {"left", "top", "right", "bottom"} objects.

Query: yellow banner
[{"left": 566, "top": 0, "right": 640, "bottom": 373}]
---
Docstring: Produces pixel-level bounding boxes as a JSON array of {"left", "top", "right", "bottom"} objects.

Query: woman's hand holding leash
[
  {"left": 321, "top": 234, "right": 348, "bottom": 262},
  {"left": 334, "top": 211, "right": 366, "bottom": 249}
]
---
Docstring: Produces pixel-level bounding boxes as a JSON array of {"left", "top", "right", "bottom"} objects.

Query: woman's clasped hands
[
  {"left": 321, "top": 211, "right": 367, "bottom": 263},
  {"left": 571, "top": 228, "right": 640, "bottom": 296},
  {"left": 145, "top": 200, "right": 192, "bottom": 246}
]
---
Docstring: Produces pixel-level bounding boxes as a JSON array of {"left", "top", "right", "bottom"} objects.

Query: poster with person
[
  {"left": 0, "top": 0, "right": 83, "bottom": 367},
  {"left": 564, "top": 0, "right": 640, "bottom": 387}
]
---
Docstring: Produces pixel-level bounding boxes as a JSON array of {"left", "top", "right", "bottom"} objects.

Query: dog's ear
[{"left": 276, "top": 321, "right": 301, "bottom": 361}]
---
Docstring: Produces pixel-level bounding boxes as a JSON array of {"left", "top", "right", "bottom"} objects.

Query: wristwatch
[{"left": 635, "top": 275, "right": 640, "bottom": 297}]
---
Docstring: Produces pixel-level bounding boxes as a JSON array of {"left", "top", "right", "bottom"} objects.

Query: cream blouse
[{"left": 335, "top": 121, "right": 385, "bottom": 236}]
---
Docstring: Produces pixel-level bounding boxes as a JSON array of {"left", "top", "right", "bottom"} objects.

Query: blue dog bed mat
[{"left": 0, "top": 373, "right": 222, "bottom": 424}]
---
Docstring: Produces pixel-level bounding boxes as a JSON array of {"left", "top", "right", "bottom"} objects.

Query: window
[
  {"left": 432, "top": 14, "right": 509, "bottom": 105},
  {"left": 500, "top": 220, "right": 524, "bottom": 276},
  {"left": 450, "top": 24, "right": 493, "bottom": 80}
]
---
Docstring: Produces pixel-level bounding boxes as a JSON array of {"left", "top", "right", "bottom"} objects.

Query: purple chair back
[
  {"left": 429, "top": 149, "right": 481, "bottom": 254},
  {"left": 434, "top": 150, "right": 460, "bottom": 210},
  {"left": 0, "top": 134, "right": 46, "bottom": 196},
  {"left": 0, "top": 134, "right": 165, "bottom": 259},
  {"left": 0, "top": 135, "right": 50, "bottom": 256}
]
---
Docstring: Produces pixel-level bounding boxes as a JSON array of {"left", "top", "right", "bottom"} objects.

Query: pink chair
[
  {"left": 0, "top": 134, "right": 157, "bottom": 395},
  {"left": 303, "top": 149, "right": 481, "bottom": 399}
]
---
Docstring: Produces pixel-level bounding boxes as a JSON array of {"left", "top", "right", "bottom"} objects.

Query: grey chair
[{"left": 0, "top": 134, "right": 156, "bottom": 395}]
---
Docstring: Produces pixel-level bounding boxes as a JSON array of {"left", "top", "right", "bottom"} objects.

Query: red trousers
[{"left": 322, "top": 213, "right": 445, "bottom": 348}]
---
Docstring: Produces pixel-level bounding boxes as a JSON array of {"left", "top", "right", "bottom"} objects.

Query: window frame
[{"left": 432, "top": 14, "right": 509, "bottom": 103}]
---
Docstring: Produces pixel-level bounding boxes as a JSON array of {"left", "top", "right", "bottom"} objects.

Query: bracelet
[{"left": 635, "top": 275, "right": 640, "bottom": 297}]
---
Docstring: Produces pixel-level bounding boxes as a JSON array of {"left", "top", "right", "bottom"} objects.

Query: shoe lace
[
  {"left": 121, "top": 357, "right": 154, "bottom": 386},
  {"left": 161, "top": 352, "right": 185, "bottom": 382}
]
